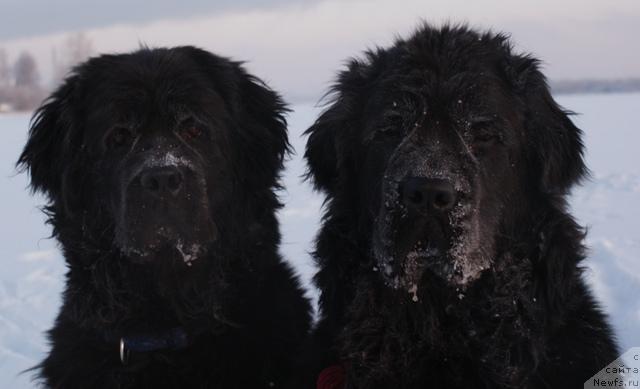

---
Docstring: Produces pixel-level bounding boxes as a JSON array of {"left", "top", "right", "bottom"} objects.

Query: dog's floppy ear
[
  {"left": 17, "top": 76, "right": 81, "bottom": 203},
  {"left": 234, "top": 68, "right": 290, "bottom": 177},
  {"left": 305, "top": 58, "right": 373, "bottom": 194},
  {"left": 304, "top": 101, "right": 345, "bottom": 193},
  {"left": 508, "top": 55, "right": 588, "bottom": 194}
]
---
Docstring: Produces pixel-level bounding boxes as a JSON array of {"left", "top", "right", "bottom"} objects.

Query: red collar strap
[{"left": 317, "top": 364, "right": 346, "bottom": 389}]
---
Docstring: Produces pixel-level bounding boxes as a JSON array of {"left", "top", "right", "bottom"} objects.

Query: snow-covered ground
[{"left": 1, "top": 93, "right": 638, "bottom": 387}]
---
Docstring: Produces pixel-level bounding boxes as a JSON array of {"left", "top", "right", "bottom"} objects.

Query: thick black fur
[
  {"left": 303, "top": 24, "right": 617, "bottom": 388},
  {"left": 18, "top": 47, "right": 311, "bottom": 388}
]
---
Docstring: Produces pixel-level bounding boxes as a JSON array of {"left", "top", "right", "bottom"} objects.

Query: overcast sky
[
  {"left": 1, "top": 0, "right": 638, "bottom": 103},
  {"left": 0, "top": 0, "right": 321, "bottom": 40}
]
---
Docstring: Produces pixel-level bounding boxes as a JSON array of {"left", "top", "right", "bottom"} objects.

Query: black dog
[
  {"left": 18, "top": 47, "right": 311, "bottom": 388},
  {"left": 304, "top": 24, "right": 617, "bottom": 388}
]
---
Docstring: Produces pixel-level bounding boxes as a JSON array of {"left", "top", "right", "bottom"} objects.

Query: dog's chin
[
  {"left": 374, "top": 197, "right": 493, "bottom": 294},
  {"left": 117, "top": 225, "right": 212, "bottom": 267},
  {"left": 374, "top": 231, "right": 491, "bottom": 294},
  {"left": 115, "top": 211, "right": 218, "bottom": 265},
  {"left": 125, "top": 240, "right": 207, "bottom": 266},
  {"left": 375, "top": 237, "right": 450, "bottom": 288}
]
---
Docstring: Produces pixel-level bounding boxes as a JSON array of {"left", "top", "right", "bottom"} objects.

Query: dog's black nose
[
  {"left": 400, "top": 177, "right": 457, "bottom": 211},
  {"left": 139, "top": 166, "right": 183, "bottom": 197}
]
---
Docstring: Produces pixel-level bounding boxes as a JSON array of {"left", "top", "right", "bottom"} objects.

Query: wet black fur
[
  {"left": 17, "top": 47, "right": 311, "bottom": 388},
  {"left": 302, "top": 24, "right": 618, "bottom": 388}
]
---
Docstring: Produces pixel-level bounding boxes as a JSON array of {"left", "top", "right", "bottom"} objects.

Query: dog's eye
[
  {"left": 106, "top": 127, "right": 134, "bottom": 149},
  {"left": 364, "top": 126, "right": 403, "bottom": 144},
  {"left": 377, "top": 119, "right": 406, "bottom": 138},
  {"left": 379, "top": 126, "right": 403, "bottom": 137},
  {"left": 470, "top": 132, "right": 503, "bottom": 156},
  {"left": 473, "top": 133, "right": 502, "bottom": 145},
  {"left": 181, "top": 126, "right": 202, "bottom": 140},
  {"left": 178, "top": 119, "right": 203, "bottom": 141}
]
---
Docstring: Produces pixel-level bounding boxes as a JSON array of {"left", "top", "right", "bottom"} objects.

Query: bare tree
[
  {"left": 0, "top": 48, "right": 9, "bottom": 108},
  {"left": 66, "top": 32, "right": 93, "bottom": 65},
  {"left": 52, "top": 32, "right": 93, "bottom": 86},
  {"left": 14, "top": 51, "right": 40, "bottom": 87},
  {"left": 10, "top": 51, "right": 45, "bottom": 111},
  {"left": 0, "top": 48, "right": 9, "bottom": 87}
]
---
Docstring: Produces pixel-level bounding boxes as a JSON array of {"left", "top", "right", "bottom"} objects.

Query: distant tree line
[
  {"left": 0, "top": 32, "right": 92, "bottom": 112},
  {"left": 551, "top": 78, "right": 640, "bottom": 95},
  {"left": 0, "top": 32, "right": 638, "bottom": 112}
]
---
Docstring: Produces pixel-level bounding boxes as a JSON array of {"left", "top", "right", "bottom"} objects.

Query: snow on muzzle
[
  {"left": 115, "top": 151, "right": 217, "bottom": 266},
  {"left": 372, "top": 145, "right": 491, "bottom": 297}
]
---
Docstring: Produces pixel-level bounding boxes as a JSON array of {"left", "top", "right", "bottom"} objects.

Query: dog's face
[
  {"left": 305, "top": 26, "right": 586, "bottom": 291},
  {"left": 84, "top": 75, "right": 228, "bottom": 264},
  {"left": 364, "top": 83, "right": 526, "bottom": 288},
  {"left": 19, "top": 47, "right": 288, "bottom": 268}
]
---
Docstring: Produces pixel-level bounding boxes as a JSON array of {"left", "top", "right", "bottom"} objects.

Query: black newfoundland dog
[
  {"left": 304, "top": 24, "right": 618, "bottom": 388},
  {"left": 18, "top": 47, "right": 311, "bottom": 388}
]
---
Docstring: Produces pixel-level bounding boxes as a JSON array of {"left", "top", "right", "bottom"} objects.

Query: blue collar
[{"left": 118, "top": 327, "right": 189, "bottom": 364}]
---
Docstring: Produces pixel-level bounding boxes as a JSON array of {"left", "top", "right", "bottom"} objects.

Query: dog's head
[
  {"left": 18, "top": 47, "right": 288, "bottom": 267},
  {"left": 305, "top": 25, "right": 586, "bottom": 291}
]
